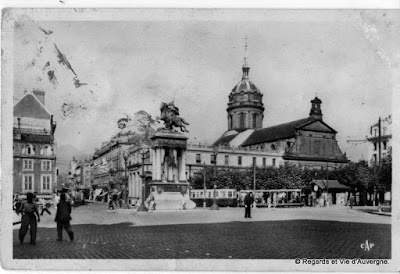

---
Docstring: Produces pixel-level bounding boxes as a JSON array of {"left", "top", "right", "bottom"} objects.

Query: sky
[{"left": 12, "top": 9, "right": 399, "bottom": 166}]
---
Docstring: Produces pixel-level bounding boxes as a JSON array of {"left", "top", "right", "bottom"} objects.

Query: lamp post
[
  {"left": 120, "top": 152, "right": 130, "bottom": 209},
  {"left": 326, "top": 161, "right": 329, "bottom": 207},
  {"left": 253, "top": 162, "right": 257, "bottom": 208},
  {"left": 203, "top": 162, "right": 206, "bottom": 208},
  {"left": 210, "top": 146, "right": 219, "bottom": 210},
  {"left": 137, "top": 149, "right": 148, "bottom": 212}
]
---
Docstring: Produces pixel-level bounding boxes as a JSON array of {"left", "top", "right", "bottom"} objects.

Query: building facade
[
  {"left": 91, "top": 139, "right": 133, "bottom": 196},
  {"left": 366, "top": 115, "right": 392, "bottom": 166},
  {"left": 13, "top": 90, "right": 57, "bottom": 196}
]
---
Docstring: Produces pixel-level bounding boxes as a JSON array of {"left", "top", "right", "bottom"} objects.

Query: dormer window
[
  {"left": 22, "top": 144, "right": 35, "bottom": 155},
  {"left": 40, "top": 145, "right": 53, "bottom": 156}
]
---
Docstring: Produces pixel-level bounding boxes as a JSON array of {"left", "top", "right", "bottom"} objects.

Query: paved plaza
[{"left": 13, "top": 203, "right": 391, "bottom": 259}]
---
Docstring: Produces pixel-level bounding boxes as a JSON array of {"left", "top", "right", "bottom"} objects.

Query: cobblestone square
[{"left": 13, "top": 203, "right": 391, "bottom": 259}]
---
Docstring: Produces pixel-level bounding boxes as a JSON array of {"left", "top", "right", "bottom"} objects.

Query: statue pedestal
[
  {"left": 148, "top": 129, "right": 196, "bottom": 210},
  {"left": 148, "top": 182, "right": 196, "bottom": 210}
]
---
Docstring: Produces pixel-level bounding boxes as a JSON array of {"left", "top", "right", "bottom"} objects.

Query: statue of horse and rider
[{"left": 158, "top": 102, "right": 189, "bottom": 132}]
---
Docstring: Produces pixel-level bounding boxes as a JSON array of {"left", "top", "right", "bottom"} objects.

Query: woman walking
[{"left": 19, "top": 193, "right": 40, "bottom": 245}]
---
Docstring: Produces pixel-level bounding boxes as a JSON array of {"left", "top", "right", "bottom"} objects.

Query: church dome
[
  {"left": 231, "top": 79, "right": 261, "bottom": 94},
  {"left": 226, "top": 38, "right": 264, "bottom": 131}
]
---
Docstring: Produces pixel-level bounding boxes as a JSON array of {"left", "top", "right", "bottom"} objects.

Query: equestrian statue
[{"left": 158, "top": 102, "right": 189, "bottom": 132}]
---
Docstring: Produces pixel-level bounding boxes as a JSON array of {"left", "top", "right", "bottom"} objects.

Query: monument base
[{"left": 148, "top": 182, "right": 196, "bottom": 211}]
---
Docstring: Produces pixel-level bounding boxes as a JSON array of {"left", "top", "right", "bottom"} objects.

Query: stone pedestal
[{"left": 148, "top": 129, "right": 196, "bottom": 210}]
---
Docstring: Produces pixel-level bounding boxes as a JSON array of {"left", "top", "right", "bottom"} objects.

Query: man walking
[
  {"left": 55, "top": 193, "right": 74, "bottom": 242},
  {"left": 244, "top": 192, "right": 254, "bottom": 218},
  {"left": 19, "top": 193, "right": 40, "bottom": 245}
]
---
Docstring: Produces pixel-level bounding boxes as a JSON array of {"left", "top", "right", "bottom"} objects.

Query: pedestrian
[
  {"left": 108, "top": 198, "right": 115, "bottom": 211},
  {"left": 39, "top": 198, "right": 52, "bottom": 216},
  {"left": 244, "top": 192, "right": 254, "bottom": 218},
  {"left": 55, "top": 193, "right": 74, "bottom": 242},
  {"left": 15, "top": 199, "right": 22, "bottom": 215},
  {"left": 349, "top": 193, "right": 355, "bottom": 209},
  {"left": 148, "top": 193, "right": 155, "bottom": 211},
  {"left": 19, "top": 193, "right": 40, "bottom": 245}
]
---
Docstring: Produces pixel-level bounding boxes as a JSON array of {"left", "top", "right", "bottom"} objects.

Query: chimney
[{"left": 33, "top": 89, "right": 45, "bottom": 105}]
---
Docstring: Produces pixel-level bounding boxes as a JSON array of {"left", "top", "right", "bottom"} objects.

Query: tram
[
  {"left": 190, "top": 189, "right": 238, "bottom": 207},
  {"left": 238, "top": 189, "right": 304, "bottom": 207}
]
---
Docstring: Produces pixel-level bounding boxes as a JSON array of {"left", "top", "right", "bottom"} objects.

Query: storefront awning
[
  {"left": 313, "top": 180, "right": 352, "bottom": 190},
  {"left": 94, "top": 189, "right": 102, "bottom": 197}
]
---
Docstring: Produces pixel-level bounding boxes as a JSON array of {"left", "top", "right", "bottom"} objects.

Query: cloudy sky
[{"left": 12, "top": 9, "right": 399, "bottom": 164}]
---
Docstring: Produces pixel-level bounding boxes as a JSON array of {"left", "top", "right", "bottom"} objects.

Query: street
[{"left": 13, "top": 203, "right": 391, "bottom": 259}]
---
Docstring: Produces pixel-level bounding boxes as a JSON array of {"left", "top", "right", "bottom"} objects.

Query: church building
[{"left": 185, "top": 42, "right": 348, "bottom": 179}]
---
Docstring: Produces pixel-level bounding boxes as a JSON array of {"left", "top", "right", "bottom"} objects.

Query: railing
[{"left": 187, "top": 143, "right": 278, "bottom": 153}]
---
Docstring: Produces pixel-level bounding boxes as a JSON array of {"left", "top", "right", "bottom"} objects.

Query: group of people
[{"left": 16, "top": 192, "right": 74, "bottom": 245}]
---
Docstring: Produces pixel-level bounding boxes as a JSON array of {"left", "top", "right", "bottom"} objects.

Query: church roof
[
  {"left": 212, "top": 128, "right": 249, "bottom": 146},
  {"left": 241, "top": 117, "right": 313, "bottom": 146},
  {"left": 14, "top": 93, "right": 51, "bottom": 120},
  {"left": 231, "top": 79, "right": 261, "bottom": 94},
  {"left": 212, "top": 133, "right": 239, "bottom": 147}
]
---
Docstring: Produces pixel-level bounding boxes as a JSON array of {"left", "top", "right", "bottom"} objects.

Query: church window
[
  {"left": 252, "top": 113, "right": 258, "bottom": 128},
  {"left": 286, "top": 142, "right": 292, "bottom": 150},
  {"left": 238, "top": 156, "right": 242, "bottom": 166},
  {"left": 239, "top": 113, "right": 246, "bottom": 128},
  {"left": 272, "top": 158, "right": 276, "bottom": 166},
  {"left": 270, "top": 144, "right": 276, "bottom": 150},
  {"left": 383, "top": 141, "right": 387, "bottom": 150},
  {"left": 252, "top": 157, "right": 256, "bottom": 166},
  {"left": 228, "top": 115, "right": 233, "bottom": 129},
  {"left": 225, "top": 155, "right": 229, "bottom": 165},
  {"left": 314, "top": 141, "right": 321, "bottom": 155},
  {"left": 262, "top": 158, "right": 266, "bottom": 166},
  {"left": 373, "top": 143, "right": 377, "bottom": 151}
]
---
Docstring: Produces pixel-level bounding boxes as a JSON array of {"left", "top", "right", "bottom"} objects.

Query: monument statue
[{"left": 158, "top": 102, "right": 189, "bottom": 132}]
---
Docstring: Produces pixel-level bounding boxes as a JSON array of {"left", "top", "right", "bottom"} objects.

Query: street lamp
[
  {"left": 120, "top": 152, "right": 130, "bottom": 209},
  {"left": 137, "top": 149, "right": 148, "bottom": 212},
  {"left": 210, "top": 146, "right": 219, "bottom": 210},
  {"left": 203, "top": 162, "right": 206, "bottom": 208}
]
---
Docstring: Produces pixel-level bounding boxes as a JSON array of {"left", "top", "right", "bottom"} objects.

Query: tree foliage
[{"left": 190, "top": 161, "right": 391, "bottom": 193}]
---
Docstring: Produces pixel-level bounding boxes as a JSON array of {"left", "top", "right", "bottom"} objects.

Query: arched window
[
  {"left": 23, "top": 144, "right": 35, "bottom": 155},
  {"left": 239, "top": 113, "right": 246, "bottom": 128},
  {"left": 252, "top": 113, "right": 258, "bottom": 128},
  {"left": 41, "top": 145, "right": 53, "bottom": 155},
  {"left": 228, "top": 115, "right": 233, "bottom": 129},
  {"left": 270, "top": 144, "right": 276, "bottom": 150}
]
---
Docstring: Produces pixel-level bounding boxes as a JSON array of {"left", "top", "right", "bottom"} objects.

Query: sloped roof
[
  {"left": 241, "top": 117, "right": 313, "bottom": 146},
  {"left": 213, "top": 133, "right": 239, "bottom": 146},
  {"left": 14, "top": 93, "right": 51, "bottom": 119},
  {"left": 313, "top": 180, "right": 352, "bottom": 190}
]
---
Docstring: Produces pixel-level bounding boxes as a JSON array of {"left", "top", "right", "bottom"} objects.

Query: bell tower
[{"left": 309, "top": 97, "right": 323, "bottom": 120}]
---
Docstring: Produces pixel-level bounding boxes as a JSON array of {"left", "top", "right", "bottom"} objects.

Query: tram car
[
  {"left": 238, "top": 189, "right": 304, "bottom": 207},
  {"left": 190, "top": 189, "right": 238, "bottom": 207}
]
